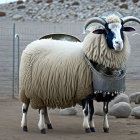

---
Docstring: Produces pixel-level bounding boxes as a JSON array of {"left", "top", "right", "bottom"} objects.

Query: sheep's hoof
[
  {"left": 85, "top": 128, "right": 91, "bottom": 133},
  {"left": 90, "top": 127, "right": 95, "bottom": 132},
  {"left": 41, "top": 129, "right": 46, "bottom": 134},
  {"left": 104, "top": 128, "right": 109, "bottom": 133},
  {"left": 47, "top": 124, "right": 53, "bottom": 129},
  {"left": 23, "top": 126, "right": 28, "bottom": 132}
]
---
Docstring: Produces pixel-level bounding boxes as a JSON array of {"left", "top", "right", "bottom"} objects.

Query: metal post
[
  {"left": 12, "top": 23, "right": 15, "bottom": 98},
  {"left": 15, "top": 34, "right": 20, "bottom": 94}
]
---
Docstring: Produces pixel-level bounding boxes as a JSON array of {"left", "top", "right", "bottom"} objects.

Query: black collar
[{"left": 85, "top": 55, "right": 125, "bottom": 77}]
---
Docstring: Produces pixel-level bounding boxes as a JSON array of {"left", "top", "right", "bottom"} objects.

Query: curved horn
[
  {"left": 121, "top": 16, "right": 140, "bottom": 24},
  {"left": 84, "top": 17, "right": 106, "bottom": 33}
]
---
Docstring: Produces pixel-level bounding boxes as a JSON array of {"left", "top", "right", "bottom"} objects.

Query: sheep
[{"left": 19, "top": 14, "right": 140, "bottom": 134}]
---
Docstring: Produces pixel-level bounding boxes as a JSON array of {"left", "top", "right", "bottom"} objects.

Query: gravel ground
[
  {"left": 0, "top": 0, "right": 140, "bottom": 22},
  {"left": 0, "top": 96, "right": 140, "bottom": 140}
]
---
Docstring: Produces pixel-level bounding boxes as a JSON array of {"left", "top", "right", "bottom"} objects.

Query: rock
[
  {"left": 120, "top": 4, "right": 128, "bottom": 9},
  {"left": 137, "top": 1, "right": 140, "bottom": 7},
  {"left": 72, "top": 1, "right": 80, "bottom": 6},
  {"left": 59, "top": 0, "right": 64, "bottom": 3},
  {"left": 41, "top": 13, "right": 47, "bottom": 18},
  {"left": 17, "top": 0, "right": 24, "bottom": 4},
  {"left": 94, "top": 110, "right": 104, "bottom": 116},
  {"left": 109, "top": 102, "right": 131, "bottom": 118},
  {"left": 59, "top": 107, "right": 77, "bottom": 116},
  {"left": 114, "top": 2, "right": 118, "bottom": 6},
  {"left": 120, "top": 0, "right": 126, "bottom": 2},
  {"left": 34, "top": 0, "right": 42, "bottom": 3},
  {"left": 129, "top": 92, "right": 140, "bottom": 104},
  {"left": 65, "top": 4, "right": 70, "bottom": 8},
  {"left": 132, "top": 0, "right": 139, "bottom": 3},
  {"left": 87, "top": 5, "right": 95, "bottom": 10},
  {"left": 113, "top": 94, "right": 129, "bottom": 104},
  {"left": 94, "top": 102, "right": 104, "bottom": 116},
  {"left": 132, "top": 106, "right": 140, "bottom": 119},
  {"left": 9, "top": 2, "right": 14, "bottom": 5},
  {"left": 131, "top": 110, "right": 134, "bottom": 116},
  {"left": 13, "top": 14, "right": 23, "bottom": 20},
  {"left": 46, "top": 0, "right": 53, "bottom": 3},
  {"left": 74, "top": 14, "right": 78, "bottom": 18},
  {"left": 0, "top": 12, "right": 6, "bottom": 17},
  {"left": 17, "top": 5, "right": 26, "bottom": 9},
  {"left": 26, "top": 9, "right": 33, "bottom": 15}
]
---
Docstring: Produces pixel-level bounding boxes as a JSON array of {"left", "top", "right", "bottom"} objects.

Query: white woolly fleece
[{"left": 19, "top": 39, "right": 93, "bottom": 109}]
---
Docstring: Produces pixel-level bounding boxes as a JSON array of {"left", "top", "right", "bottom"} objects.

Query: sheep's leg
[
  {"left": 103, "top": 102, "right": 109, "bottom": 133},
  {"left": 89, "top": 99, "right": 95, "bottom": 132},
  {"left": 44, "top": 107, "right": 53, "bottom": 129},
  {"left": 82, "top": 99, "right": 90, "bottom": 133},
  {"left": 21, "top": 103, "right": 29, "bottom": 132},
  {"left": 38, "top": 108, "right": 46, "bottom": 134}
]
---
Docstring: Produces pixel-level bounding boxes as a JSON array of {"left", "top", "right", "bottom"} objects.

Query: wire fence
[{"left": 0, "top": 22, "right": 13, "bottom": 97}]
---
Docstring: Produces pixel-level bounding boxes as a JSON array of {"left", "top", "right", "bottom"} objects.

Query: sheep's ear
[
  {"left": 123, "top": 27, "right": 135, "bottom": 32},
  {"left": 92, "top": 29, "right": 105, "bottom": 34}
]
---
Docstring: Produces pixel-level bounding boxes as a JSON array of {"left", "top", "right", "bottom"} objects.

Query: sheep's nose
[
  {"left": 114, "top": 40, "right": 123, "bottom": 51},
  {"left": 115, "top": 41, "right": 121, "bottom": 45},
  {"left": 115, "top": 40, "right": 123, "bottom": 47}
]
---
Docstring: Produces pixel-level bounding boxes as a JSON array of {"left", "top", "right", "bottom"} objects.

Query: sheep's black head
[{"left": 84, "top": 15, "right": 140, "bottom": 51}]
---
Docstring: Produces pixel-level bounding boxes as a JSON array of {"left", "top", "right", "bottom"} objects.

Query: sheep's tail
[{"left": 19, "top": 88, "right": 30, "bottom": 105}]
